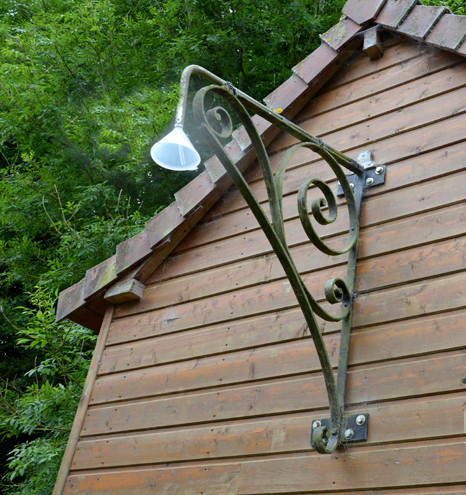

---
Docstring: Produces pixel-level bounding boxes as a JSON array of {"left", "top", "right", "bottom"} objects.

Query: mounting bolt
[
  {"left": 344, "top": 429, "right": 354, "bottom": 440},
  {"left": 312, "top": 420, "right": 321, "bottom": 428},
  {"left": 375, "top": 166, "right": 384, "bottom": 175},
  {"left": 356, "top": 414, "right": 366, "bottom": 425},
  {"left": 365, "top": 177, "right": 374, "bottom": 186},
  {"left": 349, "top": 183, "right": 354, "bottom": 190}
]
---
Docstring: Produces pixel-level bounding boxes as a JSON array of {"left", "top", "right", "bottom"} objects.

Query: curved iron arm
[{"left": 155, "top": 65, "right": 382, "bottom": 453}]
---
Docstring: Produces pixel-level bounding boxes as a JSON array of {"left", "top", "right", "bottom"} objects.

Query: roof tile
[
  {"left": 144, "top": 202, "right": 184, "bottom": 248},
  {"left": 56, "top": 279, "right": 86, "bottom": 322},
  {"left": 83, "top": 255, "right": 117, "bottom": 300},
  {"left": 204, "top": 139, "right": 243, "bottom": 183},
  {"left": 115, "top": 230, "right": 152, "bottom": 275},
  {"left": 174, "top": 170, "right": 216, "bottom": 217},
  {"left": 458, "top": 38, "right": 466, "bottom": 56},
  {"left": 232, "top": 114, "right": 274, "bottom": 151},
  {"left": 398, "top": 5, "right": 447, "bottom": 40},
  {"left": 264, "top": 73, "right": 309, "bottom": 115},
  {"left": 376, "top": 0, "right": 418, "bottom": 29},
  {"left": 343, "top": 0, "right": 387, "bottom": 25},
  {"left": 293, "top": 42, "right": 339, "bottom": 84},
  {"left": 320, "top": 16, "right": 363, "bottom": 51},
  {"left": 425, "top": 13, "right": 466, "bottom": 51}
]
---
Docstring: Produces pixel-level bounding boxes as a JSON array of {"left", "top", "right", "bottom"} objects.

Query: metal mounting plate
[
  {"left": 336, "top": 165, "right": 386, "bottom": 197},
  {"left": 311, "top": 413, "right": 369, "bottom": 447}
]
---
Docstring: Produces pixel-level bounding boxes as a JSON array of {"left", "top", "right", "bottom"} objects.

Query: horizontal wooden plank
[
  {"left": 237, "top": 440, "right": 466, "bottom": 493},
  {"left": 147, "top": 199, "right": 465, "bottom": 309},
  {"left": 65, "top": 441, "right": 466, "bottom": 494},
  {"left": 95, "top": 307, "right": 466, "bottom": 404},
  {"left": 111, "top": 236, "right": 466, "bottom": 343},
  {"left": 148, "top": 166, "right": 466, "bottom": 287},
  {"left": 124, "top": 229, "right": 465, "bottom": 319},
  {"left": 210, "top": 109, "right": 466, "bottom": 220},
  {"left": 65, "top": 464, "right": 240, "bottom": 495},
  {"left": 83, "top": 351, "right": 465, "bottom": 436},
  {"left": 321, "top": 42, "right": 453, "bottom": 93},
  {"left": 353, "top": 272, "right": 465, "bottom": 328},
  {"left": 100, "top": 299, "right": 466, "bottom": 376},
  {"left": 300, "top": 62, "right": 466, "bottom": 139},
  {"left": 179, "top": 104, "right": 466, "bottom": 248},
  {"left": 269, "top": 72, "right": 466, "bottom": 155},
  {"left": 72, "top": 394, "right": 465, "bottom": 469},
  {"left": 294, "top": 46, "right": 462, "bottom": 129}
]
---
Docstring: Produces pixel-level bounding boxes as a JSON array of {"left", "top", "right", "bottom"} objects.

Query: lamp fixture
[{"left": 151, "top": 65, "right": 386, "bottom": 453}]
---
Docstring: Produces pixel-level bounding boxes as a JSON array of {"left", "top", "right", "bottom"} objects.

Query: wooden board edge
[{"left": 52, "top": 305, "right": 114, "bottom": 495}]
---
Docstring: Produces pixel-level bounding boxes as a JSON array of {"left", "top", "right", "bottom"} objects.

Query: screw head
[
  {"left": 375, "top": 166, "right": 384, "bottom": 175},
  {"left": 356, "top": 414, "right": 366, "bottom": 425},
  {"left": 349, "top": 183, "right": 355, "bottom": 190},
  {"left": 312, "top": 420, "right": 321, "bottom": 429},
  {"left": 344, "top": 428, "right": 354, "bottom": 440},
  {"left": 365, "top": 177, "right": 374, "bottom": 186}
]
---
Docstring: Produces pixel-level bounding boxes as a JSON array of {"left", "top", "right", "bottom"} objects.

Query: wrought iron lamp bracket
[{"left": 151, "top": 65, "right": 387, "bottom": 454}]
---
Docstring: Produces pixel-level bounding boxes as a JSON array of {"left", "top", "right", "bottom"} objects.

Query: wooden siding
[{"left": 63, "top": 40, "right": 466, "bottom": 494}]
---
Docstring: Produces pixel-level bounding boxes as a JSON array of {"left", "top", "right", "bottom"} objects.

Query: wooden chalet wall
[{"left": 62, "top": 38, "right": 466, "bottom": 494}]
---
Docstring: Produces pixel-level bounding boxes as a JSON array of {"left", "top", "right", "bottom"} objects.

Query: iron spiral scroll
[{"left": 192, "top": 82, "right": 365, "bottom": 453}]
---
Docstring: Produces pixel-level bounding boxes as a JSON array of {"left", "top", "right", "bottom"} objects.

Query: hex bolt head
[
  {"left": 356, "top": 414, "right": 366, "bottom": 425},
  {"left": 344, "top": 428, "right": 354, "bottom": 440},
  {"left": 375, "top": 166, "right": 384, "bottom": 175},
  {"left": 365, "top": 177, "right": 374, "bottom": 186},
  {"left": 312, "top": 420, "right": 321, "bottom": 429}
]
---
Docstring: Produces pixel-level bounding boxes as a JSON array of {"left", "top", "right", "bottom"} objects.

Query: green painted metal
[{"left": 175, "top": 65, "right": 382, "bottom": 453}]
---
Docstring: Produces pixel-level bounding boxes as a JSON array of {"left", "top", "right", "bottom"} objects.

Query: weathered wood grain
[
  {"left": 237, "top": 440, "right": 466, "bottom": 493},
  {"left": 82, "top": 351, "right": 465, "bottom": 436},
  {"left": 146, "top": 166, "right": 465, "bottom": 289},
  {"left": 147, "top": 201, "right": 465, "bottom": 309},
  {"left": 65, "top": 441, "right": 465, "bottom": 494},
  {"left": 268, "top": 76, "right": 466, "bottom": 155},
  {"left": 72, "top": 394, "right": 465, "bottom": 469},
  {"left": 322, "top": 42, "right": 456, "bottom": 92},
  {"left": 53, "top": 307, "right": 114, "bottom": 495},
  {"left": 94, "top": 307, "right": 466, "bottom": 404},
  {"left": 99, "top": 306, "right": 465, "bottom": 376},
  {"left": 123, "top": 232, "right": 465, "bottom": 320},
  {"left": 175, "top": 136, "right": 466, "bottom": 254}
]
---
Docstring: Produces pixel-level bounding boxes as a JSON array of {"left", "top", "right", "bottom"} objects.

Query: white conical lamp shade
[{"left": 150, "top": 126, "right": 201, "bottom": 171}]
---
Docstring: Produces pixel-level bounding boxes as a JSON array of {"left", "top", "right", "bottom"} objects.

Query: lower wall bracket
[{"left": 311, "top": 413, "right": 369, "bottom": 448}]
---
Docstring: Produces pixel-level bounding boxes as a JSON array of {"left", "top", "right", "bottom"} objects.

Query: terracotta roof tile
[
  {"left": 321, "top": 16, "right": 364, "bottom": 51},
  {"left": 343, "top": 0, "right": 387, "bottom": 25},
  {"left": 425, "top": 13, "right": 466, "bottom": 51},
  {"left": 83, "top": 255, "right": 117, "bottom": 300},
  {"left": 144, "top": 202, "right": 184, "bottom": 248},
  {"left": 174, "top": 170, "right": 216, "bottom": 217},
  {"left": 398, "top": 5, "right": 448, "bottom": 40},
  {"left": 376, "top": 0, "right": 418, "bottom": 29},
  {"left": 458, "top": 38, "right": 466, "bottom": 56},
  {"left": 115, "top": 230, "right": 152, "bottom": 275},
  {"left": 56, "top": 279, "right": 87, "bottom": 323},
  {"left": 293, "top": 42, "right": 339, "bottom": 84},
  {"left": 263, "top": 73, "right": 310, "bottom": 116}
]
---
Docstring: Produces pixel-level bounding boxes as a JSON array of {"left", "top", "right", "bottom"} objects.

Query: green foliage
[
  {"left": 423, "top": 0, "right": 465, "bottom": 14},
  {"left": 1, "top": 288, "right": 96, "bottom": 493}
]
